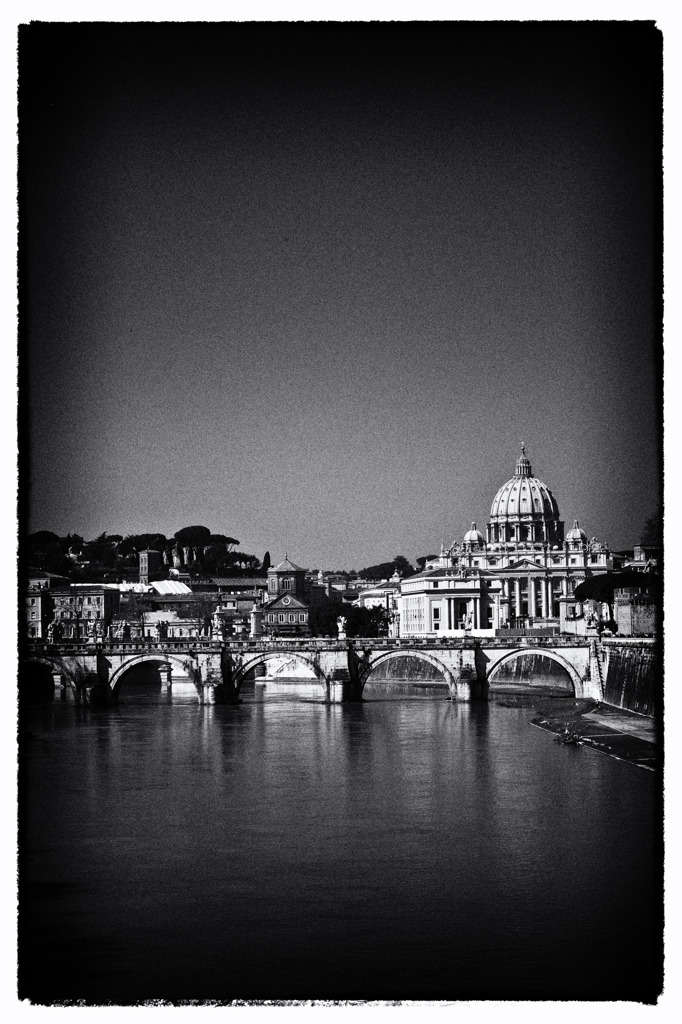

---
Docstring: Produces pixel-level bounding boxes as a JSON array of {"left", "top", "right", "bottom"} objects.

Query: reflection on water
[{"left": 19, "top": 690, "right": 662, "bottom": 1002}]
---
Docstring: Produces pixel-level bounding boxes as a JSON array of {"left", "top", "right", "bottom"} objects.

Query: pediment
[
  {"left": 505, "top": 558, "right": 546, "bottom": 572},
  {"left": 264, "top": 595, "right": 308, "bottom": 610}
]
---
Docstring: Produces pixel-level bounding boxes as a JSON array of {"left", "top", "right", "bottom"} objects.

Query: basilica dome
[
  {"left": 488, "top": 447, "right": 564, "bottom": 545},
  {"left": 463, "top": 522, "right": 485, "bottom": 546},
  {"left": 566, "top": 520, "right": 587, "bottom": 543}
]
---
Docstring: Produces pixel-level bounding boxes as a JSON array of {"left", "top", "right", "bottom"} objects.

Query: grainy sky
[{"left": 20, "top": 22, "right": 662, "bottom": 569}]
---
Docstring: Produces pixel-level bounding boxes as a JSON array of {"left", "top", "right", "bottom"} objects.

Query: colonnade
[{"left": 499, "top": 576, "right": 565, "bottom": 622}]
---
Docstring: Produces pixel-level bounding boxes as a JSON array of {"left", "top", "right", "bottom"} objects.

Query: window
[
  {"left": 30, "top": 611, "right": 36, "bottom": 619},
  {"left": 268, "top": 614, "right": 274, "bottom": 622},
  {"left": 289, "top": 614, "right": 295, "bottom": 622},
  {"left": 30, "top": 598, "right": 36, "bottom": 606},
  {"left": 433, "top": 581, "right": 439, "bottom": 589},
  {"left": 278, "top": 614, "right": 285, "bottom": 623},
  {"left": 570, "top": 557, "right": 577, "bottom": 565},
  {"left": 433, "top": 607, "right": 440, "bottom": 619},
  {"left": 282, "top": 578, "right": 293, "bottom": 591},
  {"left": 299, "top": 614, "right": 305, "bottom": 622}
]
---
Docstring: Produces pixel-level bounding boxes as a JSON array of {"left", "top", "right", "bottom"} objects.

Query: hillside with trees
[{"left": 357, "top": 555, "right": 415, "bottom": 581}]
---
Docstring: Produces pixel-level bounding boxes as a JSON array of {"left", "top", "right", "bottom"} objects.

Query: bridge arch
[
  {"left": 486, "top": 648, "right": 581, "bottom": 694},
  {"left": 108, "top": 653, "right": 199, "bottom": 696},
  {"left": 232, "top": 649, "right": 327, "bottom": 694},
  {"left": 358, "top": 648, "right": 455, "bottom": 694},
  {"left": 22, "top": 656, "right": 60, "bottom": 698},
  {"left": 24, "top": 654, "right": 59, "bottom": 672}
]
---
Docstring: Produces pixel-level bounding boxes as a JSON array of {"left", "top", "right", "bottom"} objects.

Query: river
[{"left": 19, "top": 682, "right": 662, "bottom": 1003}]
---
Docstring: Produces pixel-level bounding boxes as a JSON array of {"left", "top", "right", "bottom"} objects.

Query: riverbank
[{"left": 510, "top": 695, "right": 660, "bottom": 771}]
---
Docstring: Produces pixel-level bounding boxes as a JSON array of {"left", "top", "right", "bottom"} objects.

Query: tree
[
  {"left": 358, "top": 555, "right": 415, "bottom": 581},
  {"left": 188, "top": 593, "right": 220, "bottom": 635},
  {"left": 237, "top": 553, "right": 261, "bottom": 572},
  {"left": 343, "top": 605, "right": 388, "bottom": 638},
  {"left": 262, "top": 551, "right": 271, "bottom": 573},
  {"left": 309, "top": 600, "right": 341, "bottom": 637},
  {"left": 210, "top": 534, "right": 239, "bottom": 551},
  {"left": 393, "top": 555, "right": 414, "bottom": 577},
  {"left": 119, "top": 590, "right": 154, "bottom": 635},
  {"left": 28, "top": 530, "right": 60, "bottom": 546},
  {"left": 358, "top": 561, "right": 396, "bottom": 581},
  {"left": 45, "top": 552, "right": 72, "bottom": 576},
  {"left": 118, "top": 534, "right": 167, "bottom": 559},
  {"left": 215, "top": 551, "right": 263, "bottom": 576},
  {"left": 174, "top": 525, "right": 212, "bottom": 547},
  {"left": 61, "top": 533, "right": 84, "bottom": 551}
]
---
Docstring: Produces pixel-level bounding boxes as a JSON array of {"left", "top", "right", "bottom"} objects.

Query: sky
[{"left": 19, "top": 21, "right": 662, "bottom": 569}]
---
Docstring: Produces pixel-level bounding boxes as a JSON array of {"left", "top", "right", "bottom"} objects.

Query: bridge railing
[
  {"left": 494, "top": 627, "right": 560, "bottom": 638},
  {"left": 26, "top": 633, "right": 591, "bottom": 656}
]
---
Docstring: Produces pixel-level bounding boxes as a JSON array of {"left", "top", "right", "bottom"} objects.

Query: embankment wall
[{"left": 602, "top": 640, "right": 659, "bottom": 717}]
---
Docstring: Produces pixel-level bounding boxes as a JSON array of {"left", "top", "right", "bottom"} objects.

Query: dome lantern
[{"left": 515, "top": 443, "right": 532, "bottom": 478}]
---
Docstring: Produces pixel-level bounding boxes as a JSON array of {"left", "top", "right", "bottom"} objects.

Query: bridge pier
[
  {"left": 328, "top": 672, "right": 362, "bottom": 703},
  {"left": 448, "top": 671, "right": 489, "bottom": 702},
  {"left": 52, "top": 671, "right": 67, "bottom": 701},
  {"left": 160, "top": 663, "right": 173, "bottom": 694}
]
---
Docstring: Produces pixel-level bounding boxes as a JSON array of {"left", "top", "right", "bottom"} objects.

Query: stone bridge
[{"left": 23, "top": 636, "right": 603, "bottom": 705}]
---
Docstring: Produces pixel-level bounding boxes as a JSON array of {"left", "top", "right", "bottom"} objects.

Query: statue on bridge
[
  {"left": 336, "top": 615, "right": 347, "bottom": 640},
  {"left": 212, "top": 610, "right": 225, "bottom": 641}
]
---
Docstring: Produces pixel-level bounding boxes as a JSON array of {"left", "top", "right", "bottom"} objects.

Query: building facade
[
  {"left": 139, "top": 548, "right": 162, "bottom": 585},
  {"left": 263, "top": 557, "right": 311, "bottom": 636},
  {"left": 25, "top": 588, "right": 53, "bottom": 638},
  {"left": 402, "top": 447, "right": 611, "bottom": 637},
  {"left": 49, "top": 584, "right": 121, "bottom": 640}
]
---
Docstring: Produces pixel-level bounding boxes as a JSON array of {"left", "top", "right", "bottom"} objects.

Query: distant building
[
  {"left": 139, "top": 549, "right": 162, "bottom": 585},
  {"left": 614, "top": 578, "right": 660, "bottom": 636},
  {"left": 26, "top": 568, "right": 70, "bottom": 591},
  {"left": 404, "top": 447, "right": 612, "bottom": 636},
  {"left": 263, "top": 557, "right": 311, "bottom": 636},
  {"left": 356, "top": 581, "right": 402, "bottom": 637},
  {"left": 210, "top": 577, "right": 268, "bottom": 601},
  {"left": 25, "top": 587, "right": 53, "bottom": 638},
  {"left": 619, "top": 544, "right": 662, "bottom": 573},
  {"left": 50, "top": 584, "right": 121, "bottom": 640}
]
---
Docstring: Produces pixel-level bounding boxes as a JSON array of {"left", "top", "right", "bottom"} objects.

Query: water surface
[{"left": 19, "top": 686, "right": 662, "bottom": 1002}]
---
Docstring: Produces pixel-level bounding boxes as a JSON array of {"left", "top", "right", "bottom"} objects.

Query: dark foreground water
[{"left": 19, "top": 685, "right": 662, "bottom": 1003}]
